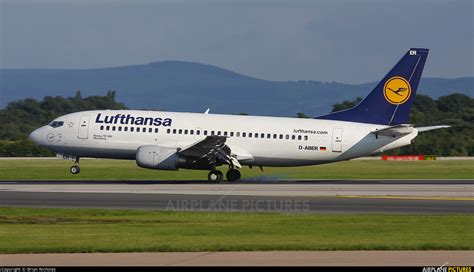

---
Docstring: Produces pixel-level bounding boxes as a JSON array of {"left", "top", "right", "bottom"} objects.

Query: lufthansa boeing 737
[{"left": 29, "top": 48, "right": 449, "bottom": 182}]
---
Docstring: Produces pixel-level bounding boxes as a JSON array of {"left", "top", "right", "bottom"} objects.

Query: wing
[{"left": 179, "top": 136, "right": 242, "bottom": 168}]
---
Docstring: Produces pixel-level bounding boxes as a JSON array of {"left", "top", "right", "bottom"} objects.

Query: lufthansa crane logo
[
  {"left": 46, "top": 133, "right": 55, "bottom": 142},
  {"left": 383, "top": 76, "right": 411, "bottom": 105}
]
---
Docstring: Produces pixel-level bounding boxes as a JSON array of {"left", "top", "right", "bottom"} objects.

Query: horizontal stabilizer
[
  {"left": 416, "top": 125, "right": 451, "bottom": 132},
  {"left": 371, "top": 124, "right": 414, "bottom": 137}
]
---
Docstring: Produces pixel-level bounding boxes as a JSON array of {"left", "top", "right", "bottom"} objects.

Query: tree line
[{"left": 0, "top": 91, "right": 472, "bottom": 156}]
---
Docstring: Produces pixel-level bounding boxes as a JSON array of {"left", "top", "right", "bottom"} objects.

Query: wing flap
[{"left": 179, "top": 136, "right": 242, "bottom": 169}]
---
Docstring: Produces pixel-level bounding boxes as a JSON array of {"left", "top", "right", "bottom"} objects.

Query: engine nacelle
[{"left": 136, "top": 145, "right": 180, "bottom": 170}]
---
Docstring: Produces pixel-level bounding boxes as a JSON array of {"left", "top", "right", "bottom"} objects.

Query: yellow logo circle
[{"left": 383, "top": 76, "right": 411, "bottom": 105}]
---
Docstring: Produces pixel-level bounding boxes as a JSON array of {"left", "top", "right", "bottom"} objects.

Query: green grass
[
  {"left": 0, "top": 207, "right": 472, "bottom": 253},
  {"left": 0, "top": 158, "right": 472, "bottom": 180}
]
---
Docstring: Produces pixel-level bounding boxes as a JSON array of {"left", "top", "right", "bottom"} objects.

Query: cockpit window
[{"left": 48, "top": 121, "right": 64, "bottom": 128}]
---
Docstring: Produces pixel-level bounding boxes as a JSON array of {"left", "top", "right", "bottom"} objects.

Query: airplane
[{"left": 29, "top": 48, "right": 449, "bottom": 182}]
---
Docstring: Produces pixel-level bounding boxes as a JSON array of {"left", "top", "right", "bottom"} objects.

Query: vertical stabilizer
[{"left": 315, "top": 48, "right": 429, "bottom": 125}]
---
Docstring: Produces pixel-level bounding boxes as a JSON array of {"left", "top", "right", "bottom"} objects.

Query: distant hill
[{"left": 1, "top": 61, "right": 472, "bottom": 116}]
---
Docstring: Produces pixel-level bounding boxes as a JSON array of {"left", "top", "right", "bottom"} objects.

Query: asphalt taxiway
[{"left": 0, "top": 180, "right": 472, "bottom": 213}]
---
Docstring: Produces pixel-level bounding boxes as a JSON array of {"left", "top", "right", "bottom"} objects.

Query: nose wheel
[
  {"left": 70, "top": 165, "right": 80, "bottom": 174},
  {"left": 69, "top": 156, "right": 80, "bottom": 174}
]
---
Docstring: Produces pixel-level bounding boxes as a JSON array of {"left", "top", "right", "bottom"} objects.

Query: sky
[{"left": 0, "top": 0, "right": 472, "bottom": 83}]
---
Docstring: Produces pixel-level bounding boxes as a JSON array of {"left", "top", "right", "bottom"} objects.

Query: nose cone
[{"left": 29, "top": 128, "right": 45, "bottom": 145}]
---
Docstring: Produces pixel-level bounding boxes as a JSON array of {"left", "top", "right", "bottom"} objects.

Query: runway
[{"left": 0, "top": 180, "right": 472, "bottom": 213}]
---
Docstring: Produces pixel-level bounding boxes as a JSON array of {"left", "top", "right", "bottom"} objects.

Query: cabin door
[
  {"left": 332, "top": 128, "right": 343, "bottom": 152},
  {"left": 78, "top": 116, "right": 90, "bottom": 139}
]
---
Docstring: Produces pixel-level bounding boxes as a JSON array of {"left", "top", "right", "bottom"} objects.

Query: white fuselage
[{"left": 29, "top": 110, "right": 418, "bottom": 167}]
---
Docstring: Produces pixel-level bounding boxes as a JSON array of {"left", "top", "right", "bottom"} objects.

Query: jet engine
[
  {"left": 136, "top": 145, "right": 180, "bottom": 170},
  {"left": 136, "top": 145, "right": 214, "bottom": 170}
]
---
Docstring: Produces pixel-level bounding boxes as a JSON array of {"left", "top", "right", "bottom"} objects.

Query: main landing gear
[
  {"left": 70, "top": 165, "right": 80, "bottom": 174},
  {"left": 226, "top": 169, "right": 241, "bottom": 182},
  {"left": 208, "top": 170, "right": 223, "bottom": 183},
  {"left": 207, "top": 168, "right": 241, "bottom": 183},
  {"left": 69, "top": 157, "right": 80, "bottom": 174}
]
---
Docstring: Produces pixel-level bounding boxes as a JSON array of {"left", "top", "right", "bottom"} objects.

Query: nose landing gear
[
  {"left": 69, "top": 156, "right": 80, "bottom": 175},
  {"left": 70, "top": 165, "right": 80, "bottom": 174}
]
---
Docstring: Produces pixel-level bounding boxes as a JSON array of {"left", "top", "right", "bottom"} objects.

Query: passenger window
[
  {"left": 204, "top": 130, "right": 208, "bottom": 136},
  {"left": 112, "top": 126, "right": 116, "bottom": 131},
  {"left": 179, "top": 129, "right": 182, "bottom": 134},
  {"left": 273, "top": 134, "right": 277, "bottom": 139},
  {"left": 130, "top": 127, "right": 134, "bottom": 132},
  {"left": 167, "top": 129, "right": 170, "bottom": 134},
  {"left": 136, "top": 127, "right": 140, "bottom": 132},
  {"left": 224, "top": 131, "right": 228, "bottom": 136},
  {"left": 286, "top": 135, "right": 289, "bottom": 140},
  {"left": 292, "top": 135, "right": 296, "bottom": 140},
  {"left": 173, "top": 129, "right": 177, "bottom": 134},
  {"left": 261, "top": 133, "right": 265, "bottom": 138},
  {"left": 254, "top": 133, "right": 258, "bottom": 138},
  {"left": 236, "top": 132, "right": 240, "bottom": 137},
  {"left": 155, "top": 128, "right": 159, "bottom": 133},
  {"left": 148, "top": 128, "right": 152, "bottom": 133},
  {"left": 118, "top": 127, "right": 122, "bottom": 132},
  {"left": 248, "top": 133, "right": 252, "bottom": 138},
  {"left": 217, "top": 131, "right": 221, "bottom": 136},
  {"left": 190, "top": 130, "right": 194, "bottom": 135},
  {"left": 279, "top": 134, "right": 283, "bottom": 139},
  {"left": 267, "top": 134, "right": 271, "bottom": 139},
  {"left": 298, "top": 135, "right": 302, "bottom": 140},
  {"left": 124, "top": 127, "right": 128, "bottom": 132},
  {"left": 184, "top": 129, "right": 188, "bottom": 135},
  {"left": 100, "top": 125, "right": 104, "bottom": 130},
  {"left": 211, "top": 131, "right": 215, "bottom": 135},
  {"left": 242, "top": 132, "right": 246, "bottom": 137},
  {"left": 230, "top": 132, "right": 234, "bottom": 137},
  {"left": 304, "top": 135, "right": 308, "bottom": 141}
]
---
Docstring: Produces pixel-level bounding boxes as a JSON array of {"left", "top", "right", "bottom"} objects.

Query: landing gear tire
[
  {"left": 70, "top": 165, "right": 80, "bottom": 175},
  {"left": 208, "top": 170, "right": 223, "bottom": 183},
  {"left": 226, "top": 169, "right": 241, "bottom": 182}
]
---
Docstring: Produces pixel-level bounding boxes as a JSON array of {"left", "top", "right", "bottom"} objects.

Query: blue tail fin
[{"left": 315, "top": 48, "right": 429, "bottom": 125}]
